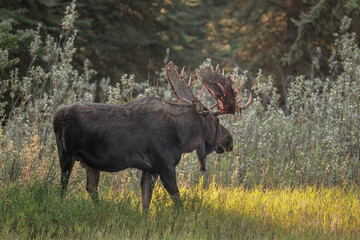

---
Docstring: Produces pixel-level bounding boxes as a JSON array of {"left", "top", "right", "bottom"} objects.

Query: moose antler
[
  {"left": 165, "top": 61, "right": 197, "bottom": 104},
  {"left": 195, "top": 64, "right": 252, "bottom": 115},
  {"left": 165, "top": 61, "right": 252, "bottom": 114}
]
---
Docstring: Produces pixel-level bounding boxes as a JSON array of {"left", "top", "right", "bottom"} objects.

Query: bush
[
  {"left": 0, "top": 1, "right": 101, "bottom": 186},
  {"left": 224, "top": 16, "right": 360, "bottom": 188}
]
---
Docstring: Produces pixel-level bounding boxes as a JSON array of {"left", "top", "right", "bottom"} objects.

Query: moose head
[{"left": 165, "top": 61, "right": 252, "bottom": 170}]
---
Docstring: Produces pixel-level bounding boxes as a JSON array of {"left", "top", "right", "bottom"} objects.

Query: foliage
[
  {"left": 0, "top": 182, "right": 359, "bottom": 239},
  {"left": 0, "top": 0, "right": 101, "bottom": 184},
  {"left": 0, "top": 19, "right": 34, "bottom": 110},
  {"left": 283, "top": 0, "right": 359, "bottom": 64},
  {"left": 2, "top": 0, "right": 359, "bottom": 106},
  {"left": 205, "top": 16, "right": 360, "bottom": 189},
  {"left": 0, "top": 19, "right": 32, "bottom": 72}
]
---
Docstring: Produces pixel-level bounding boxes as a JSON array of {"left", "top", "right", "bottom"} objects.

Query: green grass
[{"left": 0, "top": 181, "right": 359, "bottom": 239}]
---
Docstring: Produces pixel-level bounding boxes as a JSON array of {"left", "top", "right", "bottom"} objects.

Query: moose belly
[
  {"left": 70, "top": 126, "right": 155, "bottom": 172},
  {"left": 77, "top": 148, "right": 153, "bottom": 172}
]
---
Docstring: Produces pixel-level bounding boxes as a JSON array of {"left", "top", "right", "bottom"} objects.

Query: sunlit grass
[{"left": 1, "top": 181, "right": 359, "bottom": 239}]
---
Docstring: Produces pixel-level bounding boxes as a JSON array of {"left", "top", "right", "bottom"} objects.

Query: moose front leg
[
  {"left": 141, "top": 171, "right": 158, "bottom": 211},
  {"left": 85, "top": 167, "right": 100, "bottom": 202},
  {"left": 80, "top": 161, "right": 100, "bottom": 202},
  {"left": 196, "top": 145, "right": 207, "bottom": 172},
  {"left": 159, "top": 166, "right": 183, "bottom": 208}
]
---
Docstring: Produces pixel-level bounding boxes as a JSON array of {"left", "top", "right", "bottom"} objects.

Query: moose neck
[{"left": 174, "top": 104, "right": 208, "bottom": 153}]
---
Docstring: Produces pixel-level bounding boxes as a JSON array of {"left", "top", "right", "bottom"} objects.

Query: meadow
[
  {"left": 1, "top": 2, "right": 360, "bottom": 239},
  {"left": 1, "top": 179, "right": 360, "bottom": 239}
]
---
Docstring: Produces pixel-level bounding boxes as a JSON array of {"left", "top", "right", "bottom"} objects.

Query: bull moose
[{"left": 53, "top": 61, "right": 252, "bottom": 210}]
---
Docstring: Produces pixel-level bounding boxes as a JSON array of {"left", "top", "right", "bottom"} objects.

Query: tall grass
[{"left": 0, "top": 182, "right": 359, "bottom": 239}]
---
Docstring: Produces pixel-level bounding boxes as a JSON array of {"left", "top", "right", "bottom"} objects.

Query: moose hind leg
[
  {"left": 85, "top": 167, "right": 100, "bottom": 202},
  {"left": 59, "top": 152, "right": 75, "bottom": 197},
  {"left": 141, "top": 171, "right": 158, "bottom": 211}
]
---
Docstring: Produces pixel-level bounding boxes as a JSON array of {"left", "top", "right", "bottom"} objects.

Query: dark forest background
[{"left": 1, "top": 0, "right": 359, "bottom": 104}]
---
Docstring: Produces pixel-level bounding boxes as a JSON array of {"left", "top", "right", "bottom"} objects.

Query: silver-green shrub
[{"left": 0, "top": 1, "right": 103, "bottom": 184}]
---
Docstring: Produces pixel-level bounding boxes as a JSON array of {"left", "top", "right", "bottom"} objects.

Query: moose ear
[{"left": 192, "top": 100, "right": 209, "bottom": 116}]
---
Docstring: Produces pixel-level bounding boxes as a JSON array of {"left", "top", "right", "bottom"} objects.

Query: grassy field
[{"left": 0, "top": 180, "right": 359, "bottom": 239}]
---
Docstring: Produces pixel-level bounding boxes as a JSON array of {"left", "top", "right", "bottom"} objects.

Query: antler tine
[
  {"left": 215, "top": 64, "right": 220, "bottom": 73},
  {"left": 188, "top": 71, "right": 196, "bottom": 88},
  {"left": 209, "top": 102, "right": 219, "bottom": 110},
  {"left": 231, "top": 72, "right": 235, "bottom": 82},
  {"left": 222, "top": 68, "right": 225, "bottom": 76},
  {"left": 235, "top": 75, "right": 244, "bottom": 97},
  {"left": 236, "top": 97, "right": 243, "bottom": 105},
  {"left": 180, "top": 66, "right": 186, "bottom": 78},
  {"left": 238, "top": 92, "right": 252, "bottom": 110},
  {"left": 235, "top": 75, "right": 252, "bottom": 112},
  {"left": 197, "top": 86, "right": 206, "bottom": 100}
]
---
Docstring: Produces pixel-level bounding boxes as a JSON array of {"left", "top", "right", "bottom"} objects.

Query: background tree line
[{"left": 1, "top": 0, "right": 359, "bottom": 106}]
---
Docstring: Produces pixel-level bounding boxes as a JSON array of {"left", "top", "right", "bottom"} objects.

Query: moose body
[
  {"left": 53, "top": 96, "right": 232, "bottom": 209},
  {"left": 53, "top": 62, "right": 251, "bottom": 210}
]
